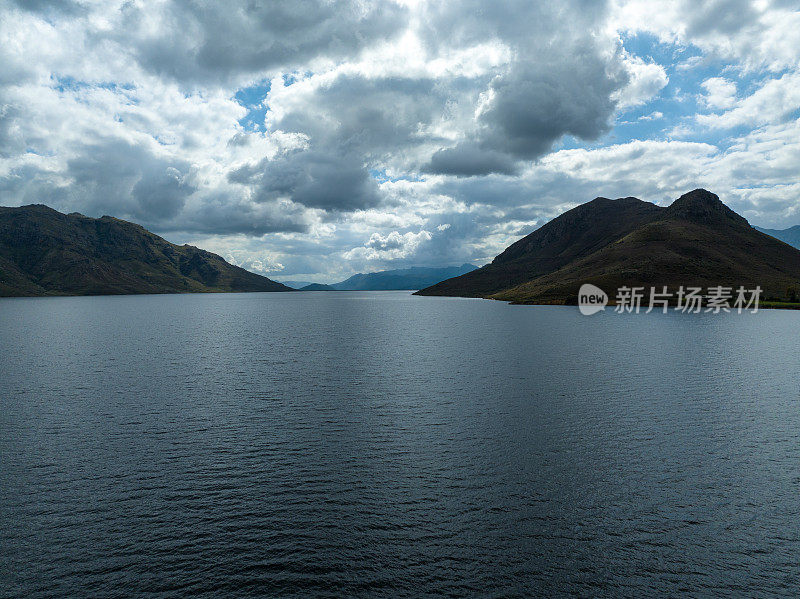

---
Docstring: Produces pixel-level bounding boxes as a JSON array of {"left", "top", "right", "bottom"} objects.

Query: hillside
[
  {"left": 416, "top": 197, "right": 661, "bottom": 297},
  {"left": 0, "top": 204, "right": 292, "bottom": 297},
  {"left": 279, "top": 280, "right": 316, "bottom": 289},
  {"left": 756, "top": 225, "right": 800, "bottom": 250},
  {"left": 300, "top": 264, "right": 478, "bottom": 291},
  {"left": 417, "top": 189, "right": 800, "bottom": 304}
]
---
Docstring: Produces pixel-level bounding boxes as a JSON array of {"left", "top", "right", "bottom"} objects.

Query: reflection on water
[{"left": 1, "top": 291, "right": 799, "bottom": 597}]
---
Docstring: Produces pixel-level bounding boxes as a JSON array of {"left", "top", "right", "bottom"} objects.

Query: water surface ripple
[{"left": 1, "top": 291, "right": 799, "bottom": 597}]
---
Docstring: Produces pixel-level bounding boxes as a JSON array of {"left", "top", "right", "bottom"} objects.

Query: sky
[{"left": 1, "top": 0, "right": 799, "bottom": 283}]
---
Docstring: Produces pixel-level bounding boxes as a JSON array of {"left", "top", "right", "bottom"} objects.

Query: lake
[{"left": 1, "top": 291, "right": 799, "bottom": 597}]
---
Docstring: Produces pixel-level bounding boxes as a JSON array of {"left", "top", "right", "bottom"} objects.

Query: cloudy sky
[{"left": 1, "top": 0, "right": 799, "bottom": 283}]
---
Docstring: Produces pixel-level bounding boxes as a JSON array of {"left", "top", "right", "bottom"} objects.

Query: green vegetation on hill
[
  {"left": 0, "top": 205, "right": 292, "bottom": 297},
  {"left": 416, "top": 197, "right": 661, "bottom": 297},
  {"left": 416, "top": 189, "right": 800, "bottom": 305}
]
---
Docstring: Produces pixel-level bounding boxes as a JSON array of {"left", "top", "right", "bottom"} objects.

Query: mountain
[
  {"left": 417, "top": 197, "right": 662, "bottom": 297},
  {"left": 417, "top": 189, "right": 800, "bottom": 304},
  {"left": 333, "top": 264, "right": 478, "bottom": 290},
  {"left": 300, "top": 264, "right": 478, "bottom": 291},
  {"left": 756, "top": 225, "right": 800, "bottom": 250},
  {"left": 279, "top": 280, "right": 317, "bottom": 289},
  {"left": 0, "top": 204, "right": 293, "bottom": 297}
]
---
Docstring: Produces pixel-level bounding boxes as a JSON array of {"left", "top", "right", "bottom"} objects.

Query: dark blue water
[{"left": 1, "top": 291, "right": 799, "bottom": 597}]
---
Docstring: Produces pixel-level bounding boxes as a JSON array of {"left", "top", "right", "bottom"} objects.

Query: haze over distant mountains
[
  {"left": 756, "top": 226, "right": 800, "bottom": 250},
  {"left": 0, "top": 205, "right": 291, "bottom": 297},
  {"left": 417, "top": 189, "right": 800, "bottom": 304},
  {"left": 279, "top": 280, "right": 316, "bottom": 290},
  {"left": 5, "top": 195, "right": 800, "bottom": 303},
  {"left": 298, "top": 264, "right": 478, "bottom": 291}
]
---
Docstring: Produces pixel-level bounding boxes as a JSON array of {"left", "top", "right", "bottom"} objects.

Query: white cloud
[
  {"left": 701, "top": 77, "right": 737, "bottom": 110},
  {"left": 224, "top": 250, "right": 285, "bottom": 274},
  {"left": 611, "top": 0, "right": 800, "bottom": 72},
  {"left": 614, "top": 54, "right": 668, "bottom": 109},
  {"left": 639, "top": 111, "right": 663, "bottom": 121},
  {"left": 1, "top": 0, "right": 800, "bottom": 281},
  {"left": 698, "top": 72, "right": 800, "bottom": 129},
  {"left": 343, "top": 229, "right": 434, "bottom": 262}
]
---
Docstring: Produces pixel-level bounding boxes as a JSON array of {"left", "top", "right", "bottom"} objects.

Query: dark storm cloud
[
  {"left": 10, "top": 0, "right": 86, "bottom": 15},
  {"left": 3, "top": 0, "right": 635, "bottom": 226},
  {"left": 416, "top": 0, "right": 610, "bottom": 52},
  {"left": 432, "top": 169, "right": 604, "bottom": 211},
  {"left": 231, "top": 150, "right": 380, "bottom": 212},
  {"left": 64, "top": 138, "right": 195, "bottom": 221},
  {"left": 683, "top": 0, "right": 760, "bottom": 36},
  {"left": 167, "top": 196, "right": 309, "bottom": 236},
  {"left": 0, "top": 148, "right": 309, "bottom": 237},
  {"left": 479, "top": 53, "right": 626, "bottom": 159},
  {"left": 422, "top": 48, "right": 627, "bottom": 177},
  {"left": 131, "top": 166, "right": 194, "bottom": 220},
  {"left": 425, "top": 144, "right": 518, "bottom": 177},
  {"left": 230, "top": 74, "right": 447, "bottom": 211},
  {"left": 419, "top": 0, "right": 628, "bottom": 176},
  {"left": 61, "top": 138, "right": 313, "bottom": 235},
  {"left": 272, "top": 74, "right": 443, "bottom": 156},
  {"left": 117, "top": 0, "right": 407, "bottom": 85}
]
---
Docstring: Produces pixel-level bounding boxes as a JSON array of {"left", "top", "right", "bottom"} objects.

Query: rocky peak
[{"left": 667, "top": 188, "right": 749, "bottom": 227}]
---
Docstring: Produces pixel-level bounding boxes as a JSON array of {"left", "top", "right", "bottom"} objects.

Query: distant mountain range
[
  {"left": 417, "top": 189, "right": 800, "bottom": 304},
  {"left": 279, "top": 280, "right": 316, "bottom": 289},
  {"left": 298, "top": 264, "right": 478, "bottom": 291},
  {"left": 6, "top": 195, "right": 800, "bottom": 303},
  {"left": 0, "top": 205, "right": 292, "bottom": 296},
  {"left": 755, "top": 225, "right": 800, "bottom": 250}
]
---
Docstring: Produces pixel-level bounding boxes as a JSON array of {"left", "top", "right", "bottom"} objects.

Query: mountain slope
[
  {"left": 0, "top": 204, "right": 292, "bottom": 297},
  {"left": 415, "top": 197, "right": 662, "bottom": 297},
  {"left": 279, "top": 280, "right": 316, "bottom": 289},
  {"left": 418, "top": 189, "right": 800, "bottom": 304},
  {"left": 325, "top": 264, "right": 478, "bottom": 291},
  {"left": 756, "top": 225, "right": 800, "bottom": 250}
]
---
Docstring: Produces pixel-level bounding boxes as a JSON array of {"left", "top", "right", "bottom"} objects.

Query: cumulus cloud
[
  {"left": 477, "top": 54, "right": 626, "bottom": 159},
  {"left": 698, "top": 72, "right": 800, "bottom": 129},
  {"left": 1, "top": 0, "right": 799, "bottom": 281},
  {"left": 425, "top": 145, "right": 518, "bottom": 177},
  {"left": 112, "top": 0, "right": 407, "bottom": 86},
  {"left": 612, "top": 0, "right": 800, "bottom": 71},
  {"left": 421, "top": 0, "right": 631, "bottom": 176},
  {"left": 227, "top": 73, "right": 453, "bottom": 211},
  {"left": 230, "top": 149, "right": 380, "bottom": 212},
  {"left": 10, "top": 0, "right": 85, "bottom": 16},
  {"left": 614, "top": 55, "right": 669, "bottom": 109},
  {"left": 224, "top": 250, "right": 285, "bottom": 275},
  {"left": 701, "top": 77, "right": 737, "bottom": 110},
  {"left": 343, "top": 230, "right": 434, "bottom": 262}
]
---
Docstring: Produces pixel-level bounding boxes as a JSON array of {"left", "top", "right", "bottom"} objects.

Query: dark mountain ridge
[
  {"left": 299, "top": 264, "right": 478, "bottom": 291},
  {"left": 756, "top": 225, "right": 800, "bottom": 250},
  {"left": 0, "top": 204, "right": 292, "bottom": 297},
  {"left": 417, "top": 196, "right": 663, "bottom": 297},
  {"left": 417, "top": 189, "right": 800, "bottom": 304}
]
